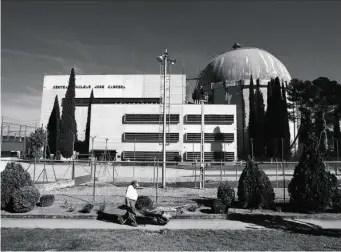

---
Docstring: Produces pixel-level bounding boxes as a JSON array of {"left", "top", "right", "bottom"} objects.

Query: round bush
[
  {"left": 217, "top": 181, "right": 235, "bottom": 207},
  {"left": 79, "top": 203, "right": 94, "bottom": 213},
  {"left": 1, "top": 162, "right": 33, "bottom": 210},
  {"left": 38, "top": 195, "right": 55, "bottom": 207},
  {"left": 238, "top": 159, "right": 275, "bottom": 209},
  {"left": 136, "top": 196, "right": 153, "bottom": 211},
  {"left": 9, "top": 186, "right": 40, "bottom": 213},
  {"left": 212, "top": 199, "right": 228, "bottom": 214}
]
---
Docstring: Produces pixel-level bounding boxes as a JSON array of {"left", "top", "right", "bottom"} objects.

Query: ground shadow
[
  {"left": 227, "top": 213, "right": 341, "bottom": 237},
  {"left": 97, "top": 210, "right": 164, "bottom": 226}
]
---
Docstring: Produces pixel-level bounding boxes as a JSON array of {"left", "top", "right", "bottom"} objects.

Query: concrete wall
[
  {"left": 90, "top": 104, "right": 237, "bottom": 160},
  {"left": 40, "top": 74, "right": 186, "bottom": 140}
]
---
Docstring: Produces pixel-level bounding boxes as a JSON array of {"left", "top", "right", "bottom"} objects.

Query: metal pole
[
  {"left": 93, "top": 161, "right": 97, "bottom": 203},
  {"left": 200, "top": 100, "right": 205, "bottom": 189},
  {"left": 251, "top": 138, "right": 254, "bottom": 159},
  {"left": 162, "top": 51, "right": 168, "bottom": 189},
  {"left": 156, "top": 159, "right": 159, "bottom": 204},
  {"left": 43, "top": 127, "right": 48, "bottom": 181},
  {"left": 133, "top": 138, "right": 136, "bottom": 178},
  {"left": 194, "top": 158, "right": 197, "bottom": 188},
  {"left": 153, "top": 157, "right": 156, "bottom": 186},
  {"left": 220, "top": 160, "right": 222, "bottom": 181},
  {"left": 337, "top": 140, "right": 339, "bottom": 176},
  {"left": 33, "top": 159, "right": 36, "bottom": 185},
  {"left": 112, "top": 162, "right": 115, "bottom": 185},
  {"left": 276, "top": 162, "right": 279, "bottom": 188},
  {"left": 24, "top": 126, "right": 27, "bottom": 158}
]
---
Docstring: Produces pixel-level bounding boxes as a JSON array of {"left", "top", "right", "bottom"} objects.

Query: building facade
[{"left": 40, "top": 74, "right": 237, "bottom": 161}]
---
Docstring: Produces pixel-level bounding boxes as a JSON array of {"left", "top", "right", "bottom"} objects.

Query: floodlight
[
  {"left": 156, "top": 56, "right": 164, "bottom": 62},
  {"left": 169, "top": 58, "right": 176, "bottom": 65}
]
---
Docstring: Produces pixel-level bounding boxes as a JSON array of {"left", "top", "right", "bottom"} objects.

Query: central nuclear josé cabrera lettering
[{"left": 52, "top": 85, "right": 126, "bottom": 89}]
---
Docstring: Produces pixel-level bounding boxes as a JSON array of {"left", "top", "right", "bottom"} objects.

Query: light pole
[
  {"left": 90, "top": 136, "right": 96, "bottom": 158},
  {"left": 156, "top": 49, "right": 176, "bottom": 188},
  {"left": 199, "top": 92, "right": 208, "bottom": 189}
]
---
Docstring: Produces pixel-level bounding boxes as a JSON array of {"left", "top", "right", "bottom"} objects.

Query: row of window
[
  {"left": 122, "top": 132, "right": 234, "bottom": 143},
  {"left": 122, "top": 114, "right": 234, "bottom": 125},
  {"left": 121, "top": 151, "right": 235, "bottom": 161}
]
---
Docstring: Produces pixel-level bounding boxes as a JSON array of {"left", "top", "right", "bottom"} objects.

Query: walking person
[{"left": 118, "top": 180, "right": 139, "bottom": 227}]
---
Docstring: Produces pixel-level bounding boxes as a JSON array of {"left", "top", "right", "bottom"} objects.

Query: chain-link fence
[{"left": 1, "top": 158, "right": 340, "bottom": 206}]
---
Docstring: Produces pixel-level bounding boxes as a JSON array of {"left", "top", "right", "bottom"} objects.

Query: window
[
  {"left": 123, "top": 114, "right": 180, "bottom": 124},
  {"left": 123, "top": 133, "right": 179, "bottom": 143},
  {"left": 185, "top": 133, "right": 234, "bottom": 143},
  {"left": 185, "top": 114, "right": 234, "bottom": 124},
  {"left": 185, "top": 152, "right": 235, "bottom": 161},
  {"left": 122, "top": 151, "right": 179, "bottom": 161}
]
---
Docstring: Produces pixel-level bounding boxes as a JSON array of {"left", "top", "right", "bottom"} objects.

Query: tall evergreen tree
[
  {"left": 254, "top": 79, "right": 265, "bottom": 157},
  {"left": 264, "top": 79, "right": 277, "bottom": 158},
  {"left": 59, "top": 68, "right": 77, "bottom": 158},
  {"left": 248, "top": 76, "right": 256, "bottom": 156},
  {"left": 333, "top": 107, "right": 341, "bottom": 157},
  {"left": 281, "top": 81, "right": 291, "bottom": 158},
  {"left": 84, "top": 89, "right": 94, "bottom": 153},
  {"left": 47, "top": 95, "right": 60, "bottom": 156}
]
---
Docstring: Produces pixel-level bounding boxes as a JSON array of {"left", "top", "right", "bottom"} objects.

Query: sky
[{"left": 2, "top": 0, "right": 341, "bottom": 126}]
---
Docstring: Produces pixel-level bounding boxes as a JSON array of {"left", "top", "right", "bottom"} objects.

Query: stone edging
[{"left": 2, "top": 212, "right": 341, "bottom": 220}]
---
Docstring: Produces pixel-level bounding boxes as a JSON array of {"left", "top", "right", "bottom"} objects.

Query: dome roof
[{"left": 197, "top": 44, "right": 291, "bottom": 88}]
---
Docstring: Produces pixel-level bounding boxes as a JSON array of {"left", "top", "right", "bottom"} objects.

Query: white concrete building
[{"left": 40, "top": 74, "right": 237, "bottom": 161}]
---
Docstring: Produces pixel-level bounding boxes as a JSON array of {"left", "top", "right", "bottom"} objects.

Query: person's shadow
[
  {"left": 211, "top": 126, "right": 224, "bottom": 161},
  {"left": 96, "top": 206, "right": 164, "bottom": 226}
]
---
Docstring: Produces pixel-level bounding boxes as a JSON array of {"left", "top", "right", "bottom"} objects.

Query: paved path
[{"left": 1, "top": 218, "right": 267, "bottom": 231}]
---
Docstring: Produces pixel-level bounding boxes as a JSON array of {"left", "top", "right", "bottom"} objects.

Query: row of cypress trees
[
  {"left": 248, "top": 76, "right": 291, "bottom": 160},
  {"left": 46, "top": 68, "right": 94, "bottom": 158}
]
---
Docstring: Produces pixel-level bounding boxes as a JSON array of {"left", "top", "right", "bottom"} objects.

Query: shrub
[
  {"left": 212, "top": 199, "right": 228, "bottom": 214},
  {"left": 9, "top": 186, "right": 40, "bottom": 213},
  {"left": 1, "top": 162, "right": 33, "bottom": 210},
  {"left": 288, "top": 132, "right": 337, "bottom": 213},
  {"left": 37, "top": 195, "right": 55, "bottom": 207},
  {"left": 238, "top": 158, "right": 275, "bottom": 209},
  {"left": 79, "top": 203, "right": 94, "bottom": 213},
  {"left": 136, "top": 196, "right": 153, "bottom": 211},
  {"left": 217, "top": 181, "right": 235, "bottom": 207}
]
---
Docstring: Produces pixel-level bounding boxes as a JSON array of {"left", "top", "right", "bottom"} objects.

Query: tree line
[{"left": 248, "top": 76, "right": 341, "bottom": 160}]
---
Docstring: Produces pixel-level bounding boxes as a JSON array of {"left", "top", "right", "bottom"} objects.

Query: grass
[{"left": 2, "top": 228, "right": 340, "bottom": 251}]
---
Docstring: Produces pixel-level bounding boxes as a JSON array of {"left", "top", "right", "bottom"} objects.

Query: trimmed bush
[
  {"left": 238, "top": 158, "right": 275, "bottom": 209},
  {"left": 217, "top": 181, "right": 235, "bottom": 207},
  {"left": 288, "top": 132, "right": 338, "bottom": 213},
  {"left": 9, "top": 186, "right": 40, "bottom": 213},
  {"left": 1, "top": 162, "right": 33, "bottom": 210},
  {"left": 212, "top": 199, "right": 228, "bottom": 214},
  {"left": 136, "top": 196, "right": 153, "bottom": 211},
  {"left": 37, "top": 195, "right": 55, "bottom": 207}
]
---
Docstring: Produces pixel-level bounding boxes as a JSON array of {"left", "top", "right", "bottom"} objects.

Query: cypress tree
[
  {"left": 59, "top": 68, "right": 78, "bottom": 158},
  {"left": 265, "top": 79, "right": 276, "bottom": 158},
  {"left": 248, "top": 76, "right": 256, "bottom": 157},
  {"left": 254, "top": 79, "right": 265, "bottom": 157},
  {"left": 281, "top": 81, "right": 291, "bottom": 159},
  {"left": 333, "top": 107, "right": 341, "bottom": 157},
  {"left": 47, "top": 95, "right": 60, "bottom": 156},
  {"left": 84, "top": 89, "right": 94, "bottom": 153}
]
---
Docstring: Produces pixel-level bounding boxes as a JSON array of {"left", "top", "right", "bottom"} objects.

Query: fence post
[
  {"left": 276, "top": 162, "right": 279, "bottom": 189},
  {"left": 220, "top": 160, "right": 223, "bottom": 181},
  {"left": 112, "top": 162, "right": 115, "bottom": 185},
  {"left": 72, "top": 160, "right": 75, "bottom": 180},
  {"left": 156, "top": 160, "right": 159, "bottom": 205},
  {"left": 33, "top": 159, "right": 36, "bottom": 184},
  {"left": 194, "top": 160, "right": 197, "bottom": 188},
  {"left": 93, "top": 162, "right": 97, "bottom": 204},
  {"left": 235, "top": 162, "right": 238, "bottom": 186},
  {"left": 282, "top": 162, "right": 286, "bottom": 203},
  {"left": 153, "top": 158, "right": 156, "bottom": 186},
  {"left": 90, "top": 158, "right": 93, "bottom": 179}
]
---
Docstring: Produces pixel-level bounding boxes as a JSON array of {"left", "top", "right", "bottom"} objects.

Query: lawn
[{"left": 2, "top": 228, "right": 340, "bottom": 251}]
